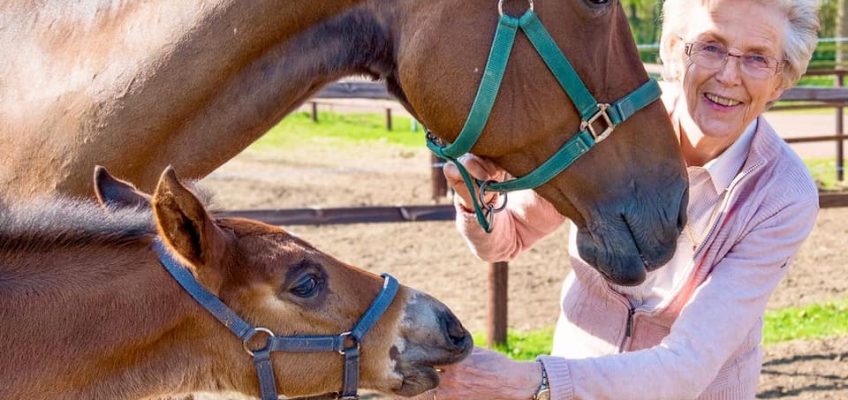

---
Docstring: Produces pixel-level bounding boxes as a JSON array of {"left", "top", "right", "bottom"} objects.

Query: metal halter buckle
[
  {"left": 242, "top": 327, "right": 275, "bottom": 356},
  {"left": 337, "top": 331, "right": 361, "bottom": 355},
  {"left": 498, "top": 0, "right": 534, "bottom": 17},
  {"left": 580, "top": 103, "right": 616, "bottom": 143}
]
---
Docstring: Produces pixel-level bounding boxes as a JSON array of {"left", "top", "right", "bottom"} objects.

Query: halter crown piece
[
  {"left": 427, "top": 0, "right": 662, "bottom": 232},
  {"left": 154, "top": 241, "right": 400, "bottom": 400}
]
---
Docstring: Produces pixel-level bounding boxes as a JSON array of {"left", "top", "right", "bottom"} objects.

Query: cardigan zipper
[
  {"left": 615, "top": 293, "right": 635, "bottom": 352},
  {"left": 625, "top": 307, "right": 635, "bottom": 337}
]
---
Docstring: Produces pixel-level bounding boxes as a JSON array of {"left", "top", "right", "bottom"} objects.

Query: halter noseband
[
  {"left": 154, "top": 241, "right": 400, "bottom": 400},
  {"left": 427, "top": 0, "right": 662, "bottom": 232}
]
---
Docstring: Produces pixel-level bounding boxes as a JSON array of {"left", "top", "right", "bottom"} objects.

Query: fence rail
[{"left": 215, "top": 194, "right": 848, "bottom": 228}]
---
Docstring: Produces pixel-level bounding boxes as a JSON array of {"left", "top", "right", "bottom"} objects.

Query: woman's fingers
[
  {"left": 443, "top": 155, "right": 507, "bottom": 211},
  {"left": 416, "top": 347, "right": 540, "bottom": 400}
]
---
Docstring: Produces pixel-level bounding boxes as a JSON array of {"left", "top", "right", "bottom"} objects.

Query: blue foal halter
[
  {"left": 427, "top": 0, "right": 662, "bottom": 232},
  {"left": 154, "top": 240, "right": 400, "bottom": 400}
]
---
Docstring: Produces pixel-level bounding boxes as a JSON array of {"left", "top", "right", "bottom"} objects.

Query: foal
[{"left": 0, "top": 167, "right": 471, "bottom": 399}]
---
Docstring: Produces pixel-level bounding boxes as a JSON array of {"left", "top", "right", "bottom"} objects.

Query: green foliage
[
  {"left": 250, "top": 111, "right": 423, "bottom": 151},
  {"left": 624, "top": 0, "right": 843, "bottom": 68},
  {"left": 622, "top": 0, "right": 664, "bottom": 45},
  {"left": 763, "top": 299, "right": 848, "bottom": 344}
]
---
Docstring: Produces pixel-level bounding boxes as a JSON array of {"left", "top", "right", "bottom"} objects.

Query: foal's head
[{"left": 95, "top": 166, "right": 472, "bottom": 397}]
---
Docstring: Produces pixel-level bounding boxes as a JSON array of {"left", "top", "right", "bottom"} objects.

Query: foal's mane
[
  {"left": 0, "top": 197, "right": 154, "bottom": 256},
  {"left": 0, "top": 182, "right": 215, "bottom": 257}
]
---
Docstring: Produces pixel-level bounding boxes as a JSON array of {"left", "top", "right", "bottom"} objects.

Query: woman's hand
[
  {"left": 412, "top": 347, "right": 542, "bottom": 400},
  {"left": 443, "top": 154, "right": 507, "bottom": 212}
]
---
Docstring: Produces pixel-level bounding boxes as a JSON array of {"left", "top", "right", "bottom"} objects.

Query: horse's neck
[
  {"left": 0, "top": 0, "right": 371, "bottom": 199},
  {"left": 87, "top": 4, "right": 395, "bottom": 195},
  {"left": 0, "top": 244, "right": 249, "bottom": 399}
]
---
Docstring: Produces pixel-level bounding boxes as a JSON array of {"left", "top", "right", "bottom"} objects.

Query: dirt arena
[{"left": 199, "top": 134, "right": 848, "bottom": 399}]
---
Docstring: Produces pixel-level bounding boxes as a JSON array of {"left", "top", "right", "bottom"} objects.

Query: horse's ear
[
  {"left": 152, "top": 166, "right": 227, "bottom": 268},
  {"left": 93, "top": 166, "right": 151, "bottom": 210}
]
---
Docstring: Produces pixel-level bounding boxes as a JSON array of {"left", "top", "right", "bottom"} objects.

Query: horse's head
[
  {"left": 382, "top": 0, "right": 688, "bottom": 285},
  {"left": 94, "top": 166, "right": 472, "bottom": 398}
]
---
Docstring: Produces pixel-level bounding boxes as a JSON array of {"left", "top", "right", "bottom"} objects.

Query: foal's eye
[
  {"left": 586, "top": 0, "right": 611, "bottom": 4},
  {"left": 290, "top": 275, "right": 322, "bottom": 298}
]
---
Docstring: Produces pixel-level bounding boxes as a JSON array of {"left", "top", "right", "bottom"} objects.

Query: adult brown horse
[
  {"left": 0, "top": 166, "right": 472, "bottom": 399},
  {"left": 0, "top": 0, "right": 688, "bottom": 285}
]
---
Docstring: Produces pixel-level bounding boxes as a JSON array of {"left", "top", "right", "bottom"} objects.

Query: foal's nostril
[{"left": 440, "top": 310, "right": 470, "bottom": 348}]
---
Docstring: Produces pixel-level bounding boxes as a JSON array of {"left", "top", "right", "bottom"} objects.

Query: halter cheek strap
[
  {"left": 427, "top": 8, "right": 662, "bottom": 232},
  {"left": 154, "top": 240, "right": 400, "bottom": 400}
]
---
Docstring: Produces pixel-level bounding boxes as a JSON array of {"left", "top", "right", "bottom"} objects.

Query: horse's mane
[{"left": 0, "top": 197, "right": 155, "bottom": 256}]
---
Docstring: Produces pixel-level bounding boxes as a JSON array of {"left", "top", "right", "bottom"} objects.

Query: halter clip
[{"left": 580, "top": 103, "right": 616, "bottom": 143}]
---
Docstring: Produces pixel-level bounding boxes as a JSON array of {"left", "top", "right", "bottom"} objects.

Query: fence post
[
  {"left": 838, "top": 72, "right": 845, "bottom": 182},
  {"left": 385, "top": 108, "right": 393, "bottom": 131},
  {"left": 431, "top": 154, "right": 448, "bottom": 201},
  {"left": 487, "top": 261, "right": 508, "bottom": 348},
  {"left": 311, "top": 102, "right": 318, "bottom": 123}
]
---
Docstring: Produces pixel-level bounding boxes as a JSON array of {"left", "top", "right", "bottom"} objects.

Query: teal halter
[{"left": 427, "top": 0, "right": 662, "bottom": 232}]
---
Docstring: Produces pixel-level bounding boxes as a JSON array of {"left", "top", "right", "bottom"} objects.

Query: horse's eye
[
  {"left": 586, "top": 0, "right": 611, "bottom": 4},
  {"left": 290, "top": 275, "right": 322, "bottom": 298}
]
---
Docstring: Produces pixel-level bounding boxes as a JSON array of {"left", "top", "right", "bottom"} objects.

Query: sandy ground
[{"left": 196, "top": 123, "right": 848, "bottom": 399}]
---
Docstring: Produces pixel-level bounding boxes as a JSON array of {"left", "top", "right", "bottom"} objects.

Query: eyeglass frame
[{"left": 683, "top": 41, "right": 787, "bottom": 79}]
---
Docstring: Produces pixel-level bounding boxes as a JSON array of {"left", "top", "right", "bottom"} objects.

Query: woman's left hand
[{"left": 411, "top": 346, "right": 542, "bottom": 400}]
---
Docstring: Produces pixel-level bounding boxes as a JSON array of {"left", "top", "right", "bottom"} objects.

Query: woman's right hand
[{"left": 443, "top": 154, "right": 507, "bottom": 212}]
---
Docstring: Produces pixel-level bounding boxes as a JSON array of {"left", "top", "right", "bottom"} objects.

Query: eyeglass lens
[{"left": 687, "top": 42, "right": 780, "bottom": 79}]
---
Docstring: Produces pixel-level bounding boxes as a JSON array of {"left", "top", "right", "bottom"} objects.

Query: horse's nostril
[{"left": 440, "top": 310, "right": 469, "bottom": 348}]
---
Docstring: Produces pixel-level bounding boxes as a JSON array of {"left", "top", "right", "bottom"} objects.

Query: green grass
[
  {"left": 474, "top": 299, "right": 848, "bottom": 360},
  {"left": 763, "top": 299, "right": 848, "bottom": 345},
  {"left": 250, "top": 111, "right": 423, "bottom": 151},
  {"left": 473, "top": 328, "right": 556, "bottom": 361},
  {"left": 796, "top": 75, "right": 837, "bottom": 87},
  {"left": 805, "top": 158, "right": 844, "bottom": 189}
]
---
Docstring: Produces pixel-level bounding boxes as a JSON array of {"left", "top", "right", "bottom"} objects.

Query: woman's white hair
[{"left": 659, "top": 0, "right": 820, "bottom": 89}]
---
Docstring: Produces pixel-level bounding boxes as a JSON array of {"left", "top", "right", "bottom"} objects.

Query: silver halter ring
[
  {"left": 478, "top": 180, "right": 509, "bottom": 214},
  {"left": 242, "top": 327, "right": 275, "bottom": 356},
  {"left": 498, "top": 0, "right": 535, "bottom": 17}
]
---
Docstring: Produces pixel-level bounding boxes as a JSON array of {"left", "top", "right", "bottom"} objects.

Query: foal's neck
[{"left": 0, "top": 244, "right": 251, "bottom": 399}]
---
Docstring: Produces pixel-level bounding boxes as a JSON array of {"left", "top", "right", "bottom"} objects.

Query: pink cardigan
[{"left": 455, "top": 117, "right": 819, "bottom": 399}]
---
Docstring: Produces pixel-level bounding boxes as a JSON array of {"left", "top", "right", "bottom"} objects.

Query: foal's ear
[
  {"left": 93, "top": 166, "right": 151, "bottom": 210},
  {"left": 152, "top": 166, "right": 227, "bottom": 268}
]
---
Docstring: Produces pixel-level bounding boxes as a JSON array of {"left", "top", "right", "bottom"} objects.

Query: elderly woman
[{"left": 429, "top": 0, "right": 821, "bottom": 399}]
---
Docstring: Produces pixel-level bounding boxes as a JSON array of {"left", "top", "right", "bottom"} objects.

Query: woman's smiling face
[{"left": 679, "top": 0, "right": 788, "bottom": 145}]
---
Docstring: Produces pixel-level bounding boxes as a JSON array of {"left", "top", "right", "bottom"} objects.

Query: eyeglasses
[{"left": 684, "top": 41, "right": 785, "bottom": 80}]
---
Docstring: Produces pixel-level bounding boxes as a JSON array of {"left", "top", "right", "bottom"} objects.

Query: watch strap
[{"left": 533, "top": 360, "right": 550, "bottom": 400}]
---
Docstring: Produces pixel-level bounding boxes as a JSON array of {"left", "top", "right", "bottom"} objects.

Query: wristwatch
[{"left": 533, "top": 360, "right": 550, "bottom": 400}]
